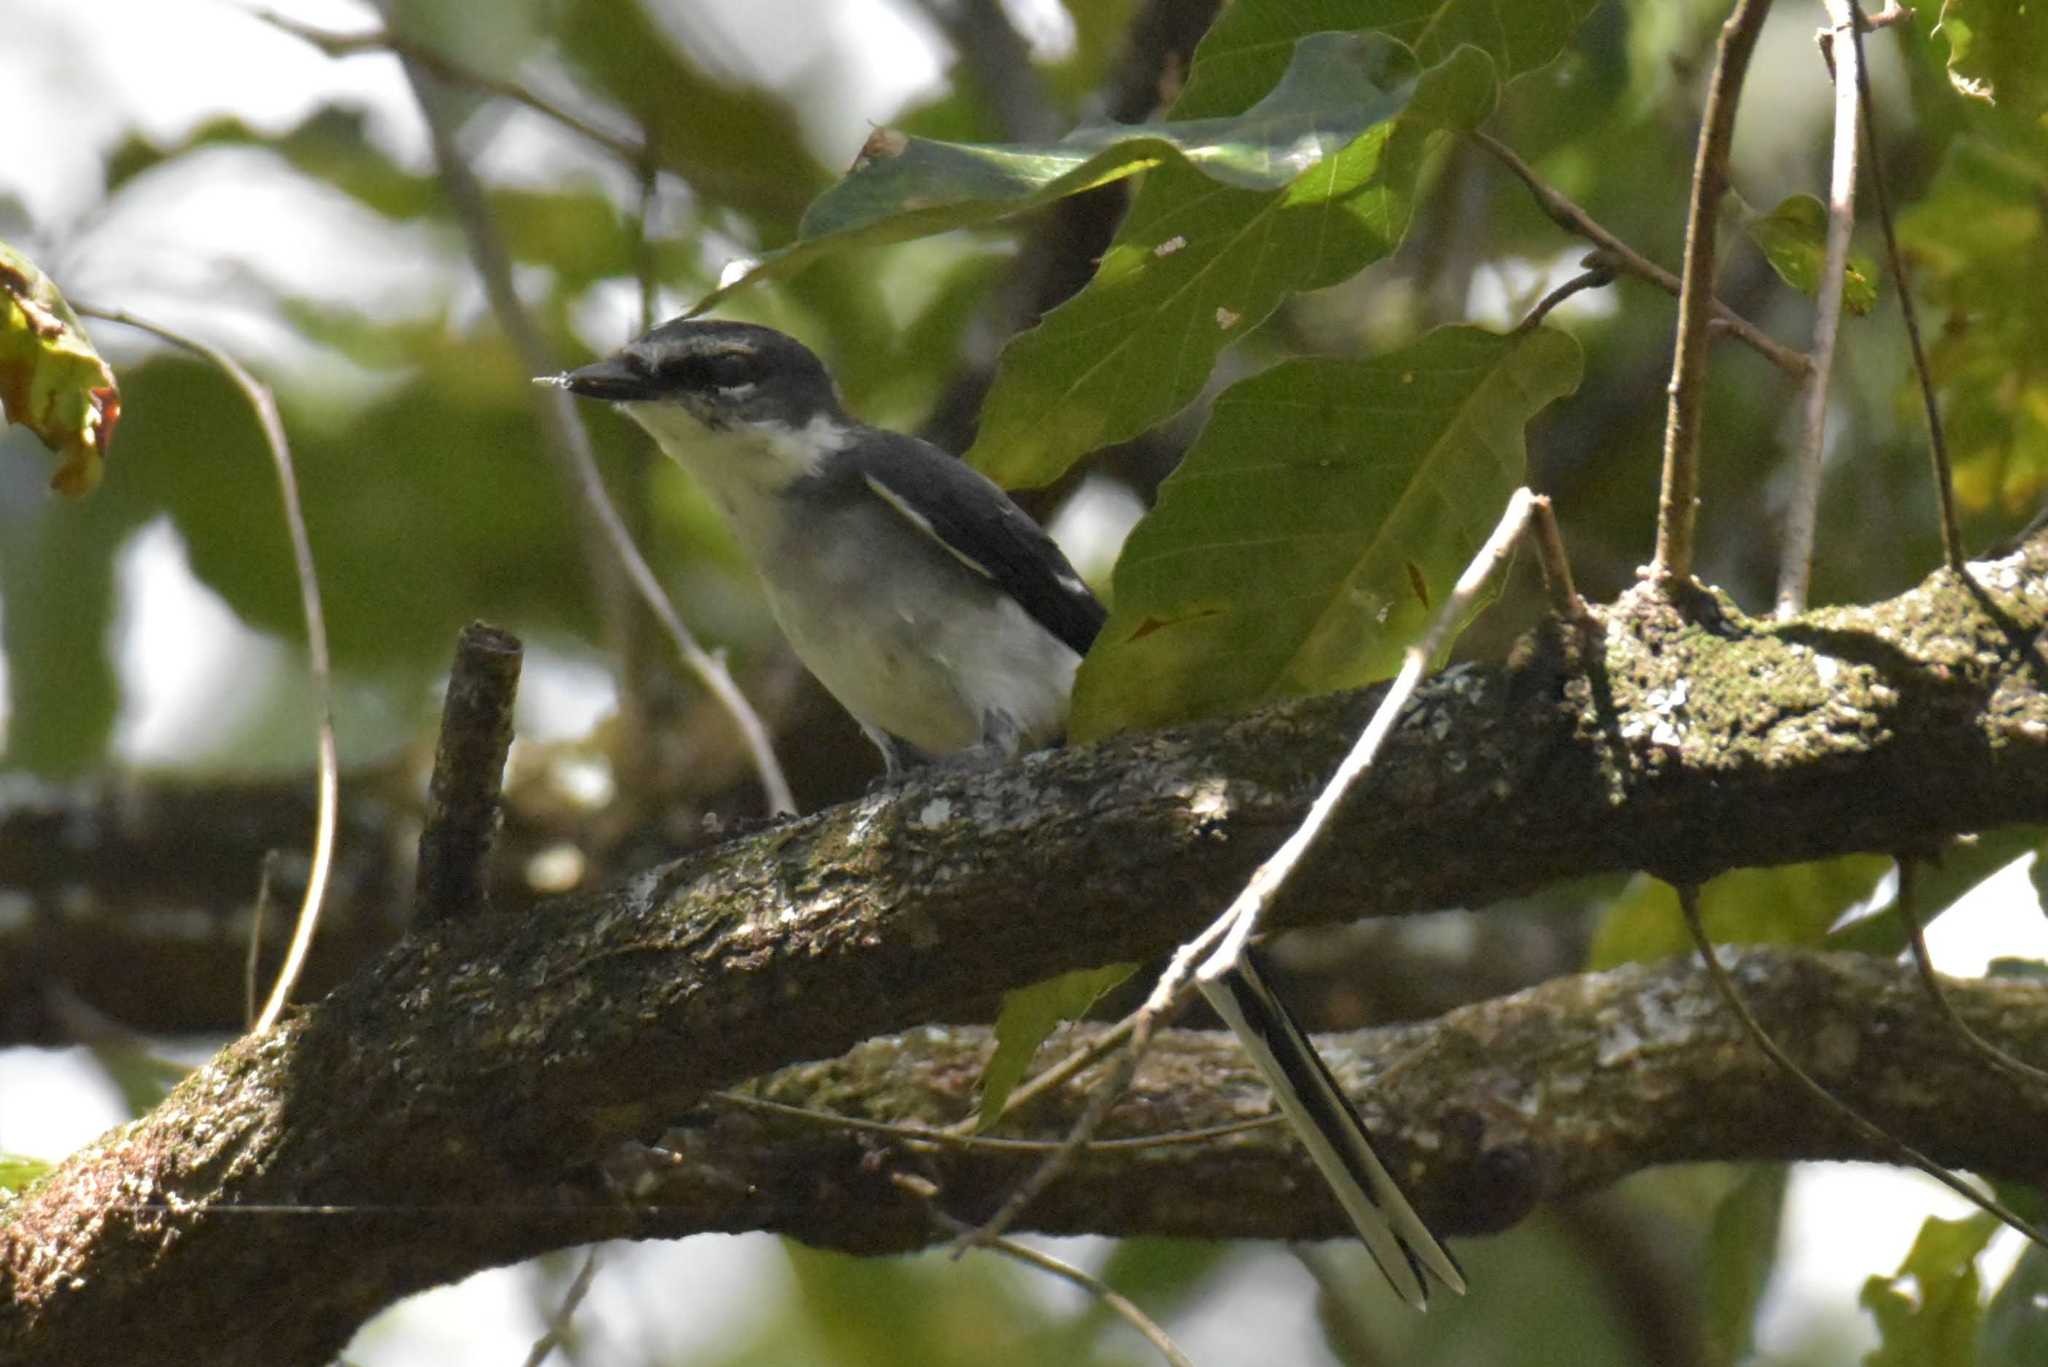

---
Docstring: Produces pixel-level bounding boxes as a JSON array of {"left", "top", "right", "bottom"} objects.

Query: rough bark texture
[{"left": 2, "top": 535, "right": 2046, "bottom": 1365}]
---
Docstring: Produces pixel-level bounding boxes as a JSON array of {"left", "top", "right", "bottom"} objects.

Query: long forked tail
[{"left": 1198, "top": 949, "right": 1466, "bottom": 1308}]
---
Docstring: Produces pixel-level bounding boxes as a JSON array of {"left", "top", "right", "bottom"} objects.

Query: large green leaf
[
  {"left": 1070, "top": 325, "right": 1580, "bottom": 740},
  {"left": 1827, "top": 828, "right": 2045, "bottom": 955},
  {"left": 1589, "top": 857, "right": 1893, "bottom": 971},
  {"left": 1983, "top": 1244, "right": 2048, "bottom": 1365},
  {"left": 695, "top": 31, "right": 1474, "bottom": 316},
  {"left": 977, "top": 962, "right": 1134, "bottom": 1130},
  {"left": 967, "top": 42, "right": 1497, "bottom": 488},
  {"left": 1861, "top": 1213, "right": 1998, "bottom": 1367}
]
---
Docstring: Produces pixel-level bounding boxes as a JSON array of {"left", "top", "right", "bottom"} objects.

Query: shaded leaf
[
  {"left": 1745, "top": 193, "right": 1878, "bottom": 315},
  {"left": 1590, "top": 857, "right": 1893, "bottom": 971},
  {"left": 0, "top": 242, "right": 119, "bottom": 496},
  {"left": 1702, "top": 1166, "right": 1788, "bottom": 1367},
  {"left": 1860, "top": 1213, "right": 1998, "bottom": 1367},
  {"left": 968, "top": 42, "right": 1498, "bottom": 488},
  {"left": 1940, "top": 0, "right": 2048, "bottom": 120},
  {"left": 1982, "top": 1244, "right": 2048, "bottom": 1366},
  {"left": 978, "top": 962, "right": 1135, "bottom": 1129},
  {"left": 1827, "top": 828, "right": 2043, "bottom": 954},
  {"left": 91, "top": 1041, "right": 195, "bottom": 1118},
  {"left": 1071, "top": 325, "right": 1580, "bottom": 740}
]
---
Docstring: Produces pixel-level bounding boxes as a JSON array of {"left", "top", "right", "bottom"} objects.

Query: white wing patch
[{"left": 862, "top": 474, "right": 996, "bottom": 581}]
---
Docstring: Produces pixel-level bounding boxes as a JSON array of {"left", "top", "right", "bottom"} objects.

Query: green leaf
[
  {"left": 1828, "top": 828, "right": 2045, "bottom": 954},
  {"left": 91, "top": 1041, "right": 194, "bottom": 1118},
  {"left": 0, "top": 1154, "right": 54, "bottom": 1200},
  {"left": 1069, "top": 325, "right": 1580, "bottom": 741},
  {"left": 1982, "top": 1244, "right": 2048, "bottom": 1365},
  {"left": 1744, "top": 193, "right": 1879, "bottom": 315},
  {"left": 2032, "top": 835, "right": 2048, "bottom": 912},
  {"left": 0, "top": 241, "right": 119, "bottom": 496},
  {"left": 1590, "top": 857, "right": 1893, "bottom": 971},
  {"left": 968, "top": 42, "right": 1498, "bottom": 488},
  {"left": 1702, "top": 1166, "right": 1788, "bottom": 1367},
  {"left": 1940, "top": 0, "right": 2048, "bottom": 121},
  {"left": 978, "top": 962, "right": 1135, "bottom": 1129},
  {"left": 1860, "top": 1213, "right": 1998, "bottom": 1367},
  {"left": 698, "top": 32, "right": 1483, "bottom": 320}
]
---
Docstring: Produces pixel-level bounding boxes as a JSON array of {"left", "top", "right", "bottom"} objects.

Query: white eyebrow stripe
[{"left": 862, "top": 474, "right": 996, "bottom": 581}]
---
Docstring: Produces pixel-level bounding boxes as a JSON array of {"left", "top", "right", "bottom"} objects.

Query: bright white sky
[{"left": 2, "top": 3, "right": 2044, "bottom": 1364}]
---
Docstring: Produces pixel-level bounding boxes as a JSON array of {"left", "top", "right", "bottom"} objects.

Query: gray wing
[{"left": 849, "top": 431, "right": 1106, "bottom": 657}]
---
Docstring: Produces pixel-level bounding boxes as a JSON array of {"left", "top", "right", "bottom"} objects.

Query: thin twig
[
  {"left": 1850, "top": 9, "right": 1965, "bottom": 570},
  {"left": 1895, "top": 859, "right": 2048, "bottom": 1087},
  {"left": 250, "top": 9, "right": 647, "bottom": 166},
  {"left": 1469, "top": 131, "right": 1810, "bottom": 378},
  {"left": 1674, "top": 882, "right": 2048, "bottom": 1251},
  {"left": 899, "top": 1175, "right": 1196, "bottom": 1367},
  {"left": 415, "top": 623, "right": 523, "bottom": 927},
  {"left": 1777, "top": 0, "right": 1865, "bottom": 618},
  {"left": 242, "top": 850, "right": 282, "bottom": 1028},
  {"left": 77, "top": 304, "right": 341, "bottom": 1034},
  {"left": 713, "top": 1088, "right": 1281, "bottom": 1151},
  {"left": 400, "top": 62, "right": 796, "bottom": 815},
  {"left": 1514, "top": 263, "right": 1616, "bottom": 334},
  {"left": 1200, "top": 488, "right": 1543, "bottom": 977},
  {"left": 1528, "top": 494, "right": 1588, "bottom": 620},
  {"left": 1654, "top": 0, "right": 1778, "bottom": 585},
  {"left": 519, "top": 1246, "right": 600, "bottom": 1367}
]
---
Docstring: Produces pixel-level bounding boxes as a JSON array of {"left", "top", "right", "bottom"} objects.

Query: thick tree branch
[
  {"left": 3, "top": 536, "right": 2046, "bottom": 1363},
  {"left": 7, "top": 949, "right": 2048, "bottom": 1366}
]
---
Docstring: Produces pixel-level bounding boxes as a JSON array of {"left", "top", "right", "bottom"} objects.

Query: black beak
[{"left": 553, "top": 355, "right": 656, "bottom": 401}]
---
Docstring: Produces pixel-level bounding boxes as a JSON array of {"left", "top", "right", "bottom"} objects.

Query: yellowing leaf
[{"left": 0, "top": 241, "right": 119, "bottom": 496}]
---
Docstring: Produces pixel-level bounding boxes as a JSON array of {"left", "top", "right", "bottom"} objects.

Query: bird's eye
[{"left": 667, "top": 350, "right": 758, "bottom": 391}]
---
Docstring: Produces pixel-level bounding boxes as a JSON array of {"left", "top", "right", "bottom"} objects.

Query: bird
[{"left": 552, "top": 316, "right": 1465, "bottom": 1306}]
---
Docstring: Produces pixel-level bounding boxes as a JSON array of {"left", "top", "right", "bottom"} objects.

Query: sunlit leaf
[
  {"left": 0, "top": 241, "right": 119, "bottom": 496},
  {"left": 0, "top": 1154, "right": 53, "bottom": 1199},
  {"left": 967, "top": 42, "right": 1498, "bottom": 488},
  {"left": 699, "top": 32, "right": 1484, "bottom": 320},
  {"left": 1071, "top": 325, "right": 1580, "bottom": 740},
  {"left": 1860, "top": 1213, "right": 1998, "bottom": 1367},
  {"left": 978, "top": 962, "right": 1135, "bottom": 1129},
  {"left": 1590, "top": 857, "right": 1893, "bottom": 970},
  {"left": 1744, "top": 193, "right": 1878, "bottom": 315}
]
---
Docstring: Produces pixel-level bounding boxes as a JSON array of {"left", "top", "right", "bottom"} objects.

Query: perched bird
[{"left": 553, "top": 317, "right": 1464, "bottom": 1305}]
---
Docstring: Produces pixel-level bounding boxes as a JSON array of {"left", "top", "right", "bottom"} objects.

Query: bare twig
[
  {"left": 1896, "top": 859, "right": 2048, "bottom": 1087},
  {"left": 1654, "top": 0, "right": 1777, "bottom": 585},
  {"left": 400, "top": 63, "right": 796, "bottom": 815},
  {"left": 1199, "top": 489, "right": 1544, "bottom": 977},
  {"left": 415, "top": 623, "right": 523, "bottom": 927},
  {"left": 76, "top": 304, "right": 341, "bottom": 1035},
  {"left": 964, "top": 494, "right": 1548, "bottom": 1252},
  {"left": 1469, "top": 131, "right": 1810, "bottom": 378},
  {"left": 1850, "top": 9, "right": 1965, "bottom": 570},
  {"left": 1675, "top": 882, "right": 2048, "bottom": 1250},
  {"left": 242, "top": 850, "right": 283, "bottom": 1028},
  {"left": 714, "top": 1088, "right": 1281, "bottom": 1151},
  {"left": 898, "top": 1175, "right": 1195, "bottom": 1367},
  {"left": 1528, "top": 494, "right": 1588, "bottom": 621},
  {"left": 1514, "top": 263, "right": 1616, "bottom": 333},
  {"left": 519, "top": 1246, "right": 600, "bottom": 1367},
  {"left": 1776, "top": 0, "right": 1866, "bottom": 618}
]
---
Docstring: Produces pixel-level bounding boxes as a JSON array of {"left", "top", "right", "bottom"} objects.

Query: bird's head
[{"left": 554, "top": 318, "right": 843, "bottom": 437}]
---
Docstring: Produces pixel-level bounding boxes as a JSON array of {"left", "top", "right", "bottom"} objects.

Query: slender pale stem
[
  {"left": 1654, "top": 0, "right": 1777, "bottom": 585},
  {"left": 1777, "top": 0, "right": 1864, "bottom": 618}
]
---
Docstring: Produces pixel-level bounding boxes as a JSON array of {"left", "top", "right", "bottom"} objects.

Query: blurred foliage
[
  {"left": 1860, "top": 1213, "right": 1998, "bottom": 1367},
  {"left": 6, "top": 0, "right": 2048, "bottom": 1362}
]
